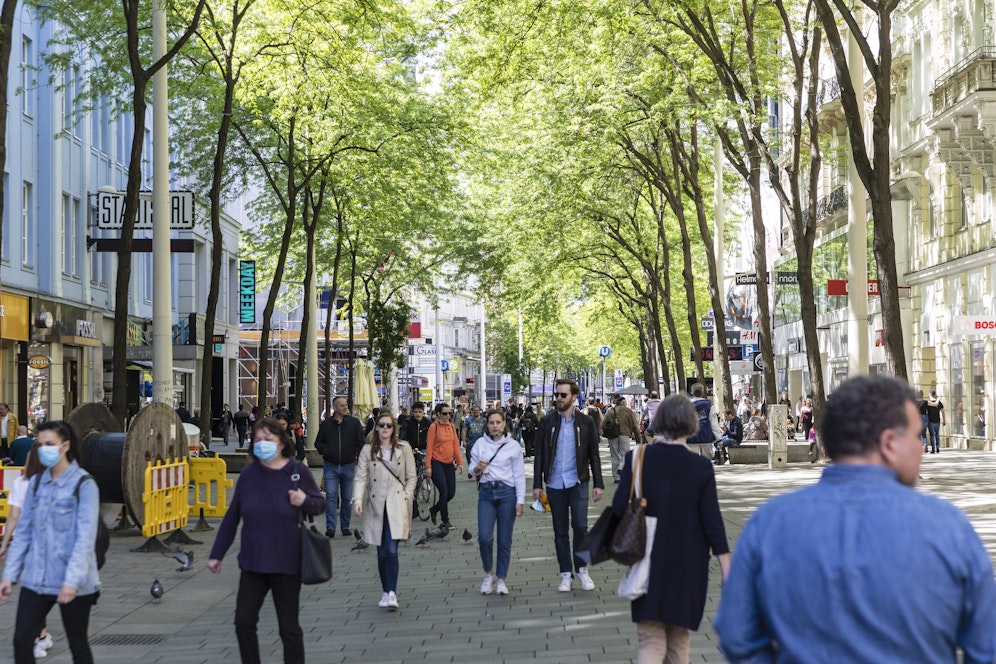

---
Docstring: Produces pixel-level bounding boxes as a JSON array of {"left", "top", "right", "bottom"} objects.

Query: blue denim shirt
[
  {"left": 2, "top": 461, "right": 101, "bottom": 596},
  {"left": 546, "top": 412, "right": 579, "bottom": 490},
  {"left": 715, "top": 464, "right": 996, "bottom": 663}
]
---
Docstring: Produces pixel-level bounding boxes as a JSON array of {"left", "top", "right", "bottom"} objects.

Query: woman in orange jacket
[{"left": 425, "top": 402, "right": 464, "bottom": 528}]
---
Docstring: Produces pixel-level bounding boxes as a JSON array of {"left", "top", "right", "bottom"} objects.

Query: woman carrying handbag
[
  {"left": 352, "top": 411, "right": 416, "bottom": 609},
  {"left": 208, "top": 418, "right": 324, "bottom": 664},
  {"left": 612, "top": 394, "right": 731, "bottom": 664}
]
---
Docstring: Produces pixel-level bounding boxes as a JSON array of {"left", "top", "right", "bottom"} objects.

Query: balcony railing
[
  {"left": 931, "top": 46, "right": 996, "bottom": 115},
  {"left": 800, "top": 186, "right": 847, "bottom": 229},
  {"left": 817, "top": 78, "right": 841, "bottom": 107}
]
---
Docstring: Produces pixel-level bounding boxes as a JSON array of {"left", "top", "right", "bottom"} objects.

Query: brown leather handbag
[{"left": 610, "top": 444, "right": 648, "bottom": 566}]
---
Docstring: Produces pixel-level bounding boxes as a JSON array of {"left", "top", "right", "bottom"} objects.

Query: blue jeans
[
  {"left": 478, "top": 482, "right": 517, "bottom": 578},
  {"left": 323, "top": 463, "right": 354, "bottom": 531},
  {"left": 377, "top": 518, "right": 399, "bottom": 593},
  {"left": 546, "top": 482, "right": 589, "bottom": 574},
  {"left": 927, "top": 422, "right": 940, "bottom": 452},
  {"left": 430, "top": 460, "right": 457, "bottom": 522},
  {"left": 920, "top": 415, "right": 929, "bottom": 446}
]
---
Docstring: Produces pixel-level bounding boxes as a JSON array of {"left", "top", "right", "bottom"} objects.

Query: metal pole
[
  {"left": 847, "top": 22, "right": 869, "bottom": 379},
  {"left": 151, "top": 0, "right": 173, "bottom": 405},
  {"left": 479, "top": 303, "right": 486, "bottom": 407},
  {"left": 434, "top": 304, "right": 443, "bottom": 406},
  {"left": 306, "top": 255, "right": 318, "bottom": 447},
  {"left": 713, "top": 133, "right": 726, "bottom": 404},
  {"left": 602, "top": 357, "right": 607, "bottom": 403}
]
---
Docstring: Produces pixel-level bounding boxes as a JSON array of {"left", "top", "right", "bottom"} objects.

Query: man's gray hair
[{"left": 652, "top": 394, "right": 700, "bottom": 441}]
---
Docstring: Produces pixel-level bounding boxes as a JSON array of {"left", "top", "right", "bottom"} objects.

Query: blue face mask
[
  {"left": 38, "top": 445, "right": 64, "bottom": 468},
  {"left": 254, "top": 441, "right": 280, "bottom": 462}
]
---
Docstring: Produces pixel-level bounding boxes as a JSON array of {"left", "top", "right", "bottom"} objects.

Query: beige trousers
[{"left": 636, "top": 620, "right": 691, "bottom": 664}]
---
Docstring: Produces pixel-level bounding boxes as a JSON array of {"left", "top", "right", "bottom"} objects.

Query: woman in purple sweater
[{"left": 208, "top": 418, "right": 324, "bottom": 664}]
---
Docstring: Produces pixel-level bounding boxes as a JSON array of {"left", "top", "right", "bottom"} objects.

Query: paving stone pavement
[{"left": 0, "top": 447, "right": 993, "bottom": 663}]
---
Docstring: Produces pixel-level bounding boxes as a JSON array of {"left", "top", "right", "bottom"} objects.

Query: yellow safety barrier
[
  {"left": 141, "top": 458, "right": 189, "bottom": 539},
  {"left": 0, "top": 466, "right": 24, "bottom": 535},
  {"left": 188, "top": 456, "right": 232, "bottom": 518}
]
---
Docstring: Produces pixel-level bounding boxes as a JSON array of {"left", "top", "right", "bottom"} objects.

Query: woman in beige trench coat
[{"left": 353, "top": 411, "right": 416, "bottom": 610}]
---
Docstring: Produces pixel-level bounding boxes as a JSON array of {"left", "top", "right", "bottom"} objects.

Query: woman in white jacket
[
  {"left": 353, "top": 412, "right": 416, "bottom": 610},
  {"left": 470, "top": 409, "right": 526, "bottom": 596}
]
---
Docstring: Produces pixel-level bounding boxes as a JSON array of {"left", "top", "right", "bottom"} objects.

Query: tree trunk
[{"left": 747, "top": 156, "right": 777, "bottom": 402}]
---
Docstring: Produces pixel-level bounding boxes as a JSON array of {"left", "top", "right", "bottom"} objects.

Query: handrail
[{"left": 934, "top": 46, "right": 996, "bottom": 91}]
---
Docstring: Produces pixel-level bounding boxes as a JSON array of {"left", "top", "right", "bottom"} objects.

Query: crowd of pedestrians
[{"left": 1, "top": 375, "right": 993, "bottom": 664}]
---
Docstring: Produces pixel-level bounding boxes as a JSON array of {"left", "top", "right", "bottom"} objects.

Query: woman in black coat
[{"left": 612, "top": 393, "right": 731, "bottom": 663}]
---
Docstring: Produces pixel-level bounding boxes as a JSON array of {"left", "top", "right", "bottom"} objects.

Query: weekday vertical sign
[{"left": 239, "top": 260, "right": 256, "bottom": 324}]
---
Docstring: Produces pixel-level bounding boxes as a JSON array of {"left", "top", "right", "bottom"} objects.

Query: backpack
[
  {"left": 687, "top": 399, "right": 717, "bottom": 444},
  {"left": 34, "top": 473, "right": 109, "bottom": 570},
  {"left": 602, "top": 408, "right": 620, "bottom": 439},
  {"left": 522, "top": 415, "right": 536, "bottom": 433}
]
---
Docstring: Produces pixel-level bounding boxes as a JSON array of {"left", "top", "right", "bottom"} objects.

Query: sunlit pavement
[{"left": 0, "top": 447, "right": 992, "bottom": 663}]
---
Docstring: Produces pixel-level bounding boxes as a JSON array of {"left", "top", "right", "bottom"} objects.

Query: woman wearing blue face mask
[
  {"left": 0, "top": 420, "right": 100, "bottom": 664},
  {"left": 208, "top": 417, "right": 324, "bottom": 664}
]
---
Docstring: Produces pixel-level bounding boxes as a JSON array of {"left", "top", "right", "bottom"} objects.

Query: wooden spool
[
  {"left": 121, "top": 403, "right": 188, "bottom": 529},
  {"left": 67, "top": 402, "right": 186, "bottom": 530},
  {"left": 66, "top": 402, "right": 122, "bottom": 438}
]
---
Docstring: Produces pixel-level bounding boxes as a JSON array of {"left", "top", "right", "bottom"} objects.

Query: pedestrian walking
[
  {"left": 207, "top": 418, "right": 324, "bottom": 664},
  {"left": 220, "top": 404, "right": 233, "bottom": 446},
  {"left": 615, "top": 395, "right": 730, "bottom": 663},
  {"left": 532, "top": 379, "right": 604, "bottom": 592},
  {"left": 924, "top": 390, "right": 945, "bottom": 453},
  {"left": 519, "top": 405, "right": 539, "bottom": 457},
  {"left": 0, "top": 402, "right": 19, "bottom": 459},
  {"left": 234, "top": 404, "right": 251, "bottom": 448},
  {"left": 799, "top": 397, "right": 814, "bottom": 440},
  {"left": 425, "top": 402, "right": 464, "bottom": 528},
  {"left": 0, "top": 421, "right": 100, "bottom": 664},
  {"left": 461, "top": 405, "right": 486, "bottom": 460},
  {"left": 0, "top": 442, "right": 55, "bottom": 659},
  {"left": 470, "top": 409, "right": 525, "bottom": 596},
  {"left": 402, "top": 402, "right": 430, "bottom": 452},
  {"left": 352, "top": 412, "right": 416, "bottom": 609},
  {"left": 602, "top": 395, "right": 640, "bottom": 483},
  {"left": 686, "top": 383, "right": 721, "bottom": 447},
  {"left": 314, "top": 396, "right": 365, "bottom": 538},
  {"left": 715, "top": 375, "right": 996, "bottom": 662}
]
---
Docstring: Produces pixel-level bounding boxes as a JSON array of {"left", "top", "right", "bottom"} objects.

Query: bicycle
[{"left": 412, "top": 449, "right": 438, "bottom": 521}]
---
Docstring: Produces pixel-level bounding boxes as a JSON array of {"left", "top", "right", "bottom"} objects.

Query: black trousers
[
  {"left": 13, "top": 587, "right": 96, "bottom": 664},
  {"left": 235, "top": 570, "right": 304, "bottom": 664}
]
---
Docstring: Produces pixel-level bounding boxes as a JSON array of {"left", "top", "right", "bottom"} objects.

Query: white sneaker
[
  {"left": 495, "top": 579, "right": 509, "bottom": 595},
  {"left": 577, "top": 567, "right": 595, "bottom": 591},
  {"left": 480, "top": 573, "right": 496, "bottom": 594},
  {"left": 558, "top": 572, "right": 573, "bottom": 592},
  {"left": 33, "top": 643, "right": 47, "bottom": 659},
  {"left": 378, "top": 592, "right": 390, "bottom": 608},
  {"left": 38, "top": 634, "right": 53, "bottom": 649},
  {"left": 386, "top": 591, "right": 399, "bottom": 609}
]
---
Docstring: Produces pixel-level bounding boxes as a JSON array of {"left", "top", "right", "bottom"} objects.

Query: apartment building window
[
  {"left": 141, "top": 129, "right": 152, "bottom": 187},
  {"left": 959, "top": 190, "right": 969, "bottom": 230},
  {"left": 21, "top": 37, "right": 33, "bottom": 117},
  {"left": 453, "top": 328, "right": 460, "bottom": 348},
  {"left": 928, "top": 185, "right": 938, "bottom": 237},
  {"left": 951, "top": 343, "right": 964, "bottom": 435},
  {"left": 971, "top": 340, "right": 986, "bottom": 438},
  {"left": 21, "top": 182, "right": 32, "bottom": 267},
  {"left": 63, "top": 65, "right": 81, "bottom": 136},
  {"left": 62, "top": 194, "right": 81, "bottom": 277},
  {"left": 1, "top": 174, "right": 8, "bottom": 261}
]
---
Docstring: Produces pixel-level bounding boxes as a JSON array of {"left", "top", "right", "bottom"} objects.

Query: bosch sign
[{"left": 953, "top": 316, "right": 996, "bottom": 335}]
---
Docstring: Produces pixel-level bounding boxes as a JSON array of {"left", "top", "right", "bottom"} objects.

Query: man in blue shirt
[
  {"left": 8, "top": 426, "right": 33, "bottom": 466},
  {"left": 533, "top": 379, "right": 604, "bottom": 592},
  {"left": 715, "top": 375, "right": 996, "bottom": 663}
]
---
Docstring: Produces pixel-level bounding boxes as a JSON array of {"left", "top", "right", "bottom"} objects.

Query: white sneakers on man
[
  {"left": 480, "top": 574, "right": 496, "bottom": 594},
  {"left": 495, "top": 579, "right": 509, "bottom": 595},
  {"left": 577, "top": 567, "right": 596, "bottom": 591},
  {"left": 558, "top": 572, "right": 573, "bottom": 592},
  {"left": 378, "top": 592, "right": 390, "bottom": 608},
  {"left": 386, "top": 591, "right": 399, "bottom": 609}
]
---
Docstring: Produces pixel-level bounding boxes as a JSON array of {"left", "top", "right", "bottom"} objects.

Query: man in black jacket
[
  {"left": 715, "top": 409, "right": 744, "bottom": 465},
  {"left": 314, "top": 396, "right": 365, "bottom": 538},
  {"left": 402, "top": 402, "right": 430, "bottom": 451},
  {"left": 533, "top": 379, "right": 605, "bottom": 592}
]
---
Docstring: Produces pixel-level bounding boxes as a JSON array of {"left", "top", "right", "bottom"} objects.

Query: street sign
[
  {"left": 96, "top": 190, "right": 195, "bottom": 230},
  {"left": 740, "top": 330, "right": 758, "bottom": 344},
  {"left": 615, "top": 375, "right": 623, "bottom": 389},
  {"left": 753, "top": 353, "right": 764, "bottom": 372},
  {"left": 735, "top": 272, "right": 759, "bottom": 285},
  {"left": 743, "top": 344, "right": 758, "bottom": 359},
  {"left": 701, "top": 317, "right": 715, "bottom": 331},
  {"left": 440, "top": 359, "right": 450, "bottom": 372},
  {"left": 447, "top": 358, "right": 461, "bottom": 372},
  {"left": 598, "top": 345, "right": 611, "bottom": 358},
  {"left": 728, "top": 360, "right": 754, "bottom": 375}
]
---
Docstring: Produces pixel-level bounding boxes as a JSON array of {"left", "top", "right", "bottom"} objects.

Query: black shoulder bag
[{"left": 292, "top": 461, "right": 332, "bottom": 584}]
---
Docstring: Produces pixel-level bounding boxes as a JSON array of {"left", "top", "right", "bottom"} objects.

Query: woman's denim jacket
[{"left": 2, "top": 461, "right": 101, "bottom": 596}]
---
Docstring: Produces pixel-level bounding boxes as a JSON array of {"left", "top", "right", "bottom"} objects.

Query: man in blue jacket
[{"left": 715, "top": 375, "right": 996, "bottom": 662}]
